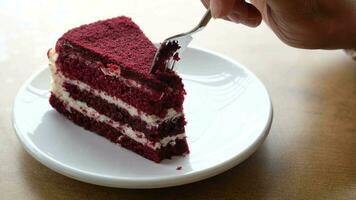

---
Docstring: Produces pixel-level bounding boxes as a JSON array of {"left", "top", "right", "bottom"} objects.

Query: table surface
[{"left": 1, "top": 0, "right": 355, "bottom": 199}]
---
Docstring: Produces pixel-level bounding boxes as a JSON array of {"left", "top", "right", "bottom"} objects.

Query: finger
[
  {"left": 227, "top": 0, "right": 262, "bottom": 27},
  {"left": 210, "top": 0, "right": 236, "bottom": 18},
  {"left": 201, "top": 0, "right": 209, "bottom": 9},
  {"left": 250, "top": 0, "right": 269, "bottom": 23},
  {"left": 200, "top": 0, "right": 232, "bottom": 22}
]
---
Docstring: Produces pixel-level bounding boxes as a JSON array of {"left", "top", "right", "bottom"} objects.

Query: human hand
[
  {"left": 202, "top": 0, "right": 356, "bottom": 49},
  {"left": 201, "top": 0, "right": 262, "bottom": 27}
]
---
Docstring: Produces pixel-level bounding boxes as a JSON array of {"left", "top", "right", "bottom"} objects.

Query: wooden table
[{"left": 1, "top": 0, "right": 355, "bottom": 199}]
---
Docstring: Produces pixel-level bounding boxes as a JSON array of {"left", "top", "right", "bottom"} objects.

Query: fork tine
[
  {"left": 171, "top": 60, "right": 176, "bottom": 70},
  {"left": 167, "top": 59, "right": 175, "bottom": 70}
]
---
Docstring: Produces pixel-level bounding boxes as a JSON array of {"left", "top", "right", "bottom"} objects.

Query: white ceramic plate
[{"left": 13, "top": 46, "right": 273, "bottom": 188}]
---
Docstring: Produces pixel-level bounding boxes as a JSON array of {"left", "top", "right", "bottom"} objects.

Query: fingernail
[{"left": 210, "top": 0, "right": 223, "bottom": 18}]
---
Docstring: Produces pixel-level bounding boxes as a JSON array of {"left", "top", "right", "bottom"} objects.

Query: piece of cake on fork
[{"left": 47, "top": 16, "right": 189, "bottom": 163}]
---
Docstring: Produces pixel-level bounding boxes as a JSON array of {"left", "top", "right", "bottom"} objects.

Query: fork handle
[
  {"left": 188, "top": 9, "right": 212, "bottom": 35},
  {"left": 199, "top": 9, "right": 212, "bottom": 28}
]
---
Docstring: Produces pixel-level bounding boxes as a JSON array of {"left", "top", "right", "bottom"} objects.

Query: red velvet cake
[{"left": 48, "top": 16, "right": 189, "bottom": 163}]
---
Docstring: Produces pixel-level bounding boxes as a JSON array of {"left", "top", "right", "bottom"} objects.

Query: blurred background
[{"left": 1, "top": 0, "right": 355, "bottom": 199}]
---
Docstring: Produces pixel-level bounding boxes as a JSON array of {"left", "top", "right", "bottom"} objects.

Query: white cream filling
[
  {"left": 48, "top": 49, "right": 182, "bottom": 128},
  {"left": 51, "top": 83, "right": 186, "bottom": 150}
]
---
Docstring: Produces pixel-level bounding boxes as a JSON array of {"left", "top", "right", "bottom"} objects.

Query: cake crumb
[{"left": 176, "top": 166, "right": 182, "bottom": 170}]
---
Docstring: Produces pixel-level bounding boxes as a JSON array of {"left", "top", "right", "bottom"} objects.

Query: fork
[{"left": 150, "top": 9, "right": 212, "bottom": 74}]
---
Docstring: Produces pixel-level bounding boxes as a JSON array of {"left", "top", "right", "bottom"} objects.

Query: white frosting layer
[{"left": 48, "top": 49, "right": 182, "bottom": 128}]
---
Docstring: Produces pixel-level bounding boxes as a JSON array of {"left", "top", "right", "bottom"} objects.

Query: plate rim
[{"left": 13, "top": 46, "right": 273, "bottom": 188}]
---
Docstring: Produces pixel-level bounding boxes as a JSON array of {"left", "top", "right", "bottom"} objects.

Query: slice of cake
[{"left": 48, "top": 16, "right": 189, "bottom": 163}]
